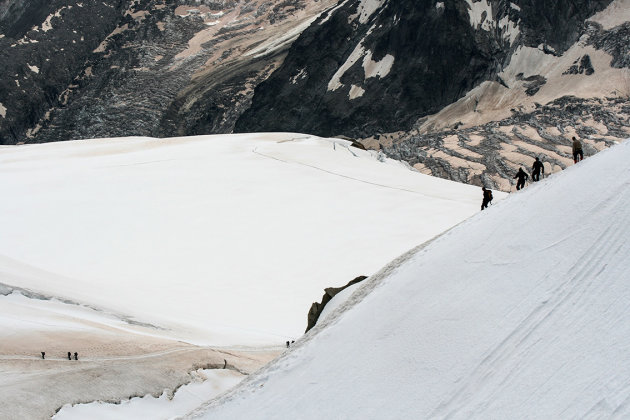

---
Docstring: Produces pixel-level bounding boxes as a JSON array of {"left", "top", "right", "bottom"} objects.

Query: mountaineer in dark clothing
[
  {"left": 74, "top": 352, "right": 78, "bottom": 360},
  {"left": 68, "top": 352, "right": 72, "bottom": 360},
  {"left": 481, "top": 187, "right": 493, "bottom": 210},
  {"left": 514, "top": 168, "right": 528, "bottom": 190},
  {"left": 532, "top": 157, "right": 544, "bottom": 182},
  {"left": 572, "top": 137, "right": 584, "bottom": 163}
]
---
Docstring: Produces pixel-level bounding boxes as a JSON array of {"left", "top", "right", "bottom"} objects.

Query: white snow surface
[
  {"left": 54, "top": 369, "right": 244, "bottom": 420},
  {"left": 327, "top": 43, "right": 365, "bottom": 91},
  {"left": 465, "top": 0, "right": 494, "bottom": 30},
  {"left": 362, "top": 50, "right": 395, "bottom": 80},
  {"left": 348, "top": 84, "right": 365, "bottom": 99},
  {"left": 27, "top": 63, "right": 39, "bottom": 74},
  {"left": 0, "top": 133, "right": 481, "bottom": 346},
  {"left": 316, "top": 282, "right": 360, "bottom": 324},
  {"left": 587, "top": 0, "right": 630, "bottom": 30},
  {"left": 186, "top": 140, "right": 630, "bottom": 419},
  {"left": 464, "top": 0, "right": 519, "bottom": 44},
  {"left": 348, "top": 0, "right": 383, "bottom": 24},
  {"left": 0, "top": 102, "right": 6, "bottom": 118}
]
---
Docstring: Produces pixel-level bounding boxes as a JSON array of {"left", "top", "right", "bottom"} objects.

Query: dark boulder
[{"left": 306, "top": 275, "right": 367, "bottom": 333}]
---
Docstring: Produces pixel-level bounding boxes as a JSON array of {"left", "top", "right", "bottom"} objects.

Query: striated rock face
[{"left": 0, "top": 0, "right": 337, "bottom": 144}]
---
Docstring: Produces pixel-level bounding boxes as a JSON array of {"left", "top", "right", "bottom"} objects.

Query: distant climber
[
  {"left": 67, "top": 352, "right": 72, "bottom": 360},
  {"left": 481, "top": 187, "right": 493, "bottom": 210},
  {"left": 572, "top": 137, "right": 583, "bottom": 163},
  {"left": 74, "top": 352, "right": 78, "bottom": 361},
  {"left": 514, "top": 168, "right": 528, "bottom": 190},
  {"left": 41, "top": 351, "right": 45, "bottom": 360},
  {"left": 531, "top": 157, "right": 544, "bottom": 181},
  {"left": 286, "top": 341, "right": 290, "bottom": 348}
]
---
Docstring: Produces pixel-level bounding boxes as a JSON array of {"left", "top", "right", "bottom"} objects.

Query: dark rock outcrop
[
  {"left": 0, "top": 0, "right": 336, "bottom": 144},
  {"left": 564, "top": 55, "right": 595, "bottom": 75},
  {"left": 234, "top": 0, "right": 615, "bottom": 138},
  {"left": 0, "top": 0, "right": 125, "bottom": 144},
  {"left": 306, "top": 275, "right": 367, "bottom": 333}
]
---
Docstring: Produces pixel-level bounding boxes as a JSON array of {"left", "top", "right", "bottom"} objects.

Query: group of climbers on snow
[
  {"left": 40, "top": 351, "right": 78, "bottom": 360},
  {"left": 481, "top": 137, "right": 585, "bottom": 210}
]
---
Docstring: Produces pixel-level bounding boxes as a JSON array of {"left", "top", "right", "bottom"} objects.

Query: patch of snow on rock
[
  {"left": 319, "top": 0, "right": 351, "bottom": 25},
  {"left": 587, "top": 0, "right": 630, "bottom": 30},
  {"left": 499, "top": 15, "right": 519, "bottom": 45},
  {"left": 27, "top": 64, "right": 39, "bottom": 74},
  {"left": 291, "top": 68, "right": 308, "bottom": 84},
  {"left": 349, "top": 84, "right": 365, "bottom": 100},
  {"left": 0, "top": 103, "right": 6, "bottom": 118},
  {"left": 465, "top": 0, "right": 519, "bottom": 44},
  {"left": 327, "top": 43, "right": 366, "bottom": 91},
  {"left": 348, "top": 0, "right": 384, "bottom": 24},
  {"left": 41, "top": 7, "right": 69, "bottom": 32},
  {"left": 363, "top": 50, "right": 395, "bottom": 80},
  {"left": 465, "top": 0, "right": 494, "bottom": 30}
]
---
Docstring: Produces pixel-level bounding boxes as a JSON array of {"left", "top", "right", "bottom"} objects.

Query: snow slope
[
  {"left": 0, "top": 133, "right": 484, "bottom": 346},
  {"left": 186, "top": 139, "right": 630, "bottom": 419}
]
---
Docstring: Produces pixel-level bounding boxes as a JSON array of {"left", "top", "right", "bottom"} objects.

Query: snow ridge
[{"left": 186, "top": 139, "right": 630, "bottom": 419}]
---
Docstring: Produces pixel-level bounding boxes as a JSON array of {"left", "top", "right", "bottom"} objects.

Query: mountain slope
[
  {"left": 0, "top": 0, "right": 337, "bottom": 145},
  {"left": 186, "top": 138, "right": 630, "bottom": 419},
  {"left": 234, "top": 0, "right": 629, "bottom": 189},
  {"left": 234, "top": 0, "right": 620, "bottom": 137},
  {"left": 0, "top": 133, "right": 483, "bottom": 345}
]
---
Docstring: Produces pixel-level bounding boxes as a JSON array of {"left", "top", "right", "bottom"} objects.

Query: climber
[
  {"left": 572, "top": 136, "right": 584, "bottom": 163},
  {"left": 532, "top": 157, "right": 544, "bottom": 181},
  {"left": 481, "top": 187, "right": 493, "bottom": 210},
  {"left": 514, "top": 167, "right": 528, "bottom": 190}
]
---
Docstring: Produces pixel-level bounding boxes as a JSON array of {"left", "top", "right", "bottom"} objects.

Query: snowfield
[
  {"left": 183, "top": 139, "right": 630, "bottom": 419},
  {"left": 0, "top": 133, "right": 482, "bottom": 346},
  {"left": 0, "top": 133, "right": 486, "bottom": 418}
]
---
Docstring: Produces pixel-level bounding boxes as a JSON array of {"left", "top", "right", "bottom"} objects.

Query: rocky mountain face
[
  {"left": 0, "top": 0, "right": 337, "bottom": 144},
  {"left": 234, "top": 0, "right": 618, "bottom": 136},
  {"left": 1, "top": 0, "right": 628, "bottom": 190},
  {"left": 234, "top": 0, "right": 629, "bottom": 189}
]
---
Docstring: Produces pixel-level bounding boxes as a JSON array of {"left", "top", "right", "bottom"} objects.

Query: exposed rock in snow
[{"left": 305, "top": 276, "right": 367, "bottom": 333}]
